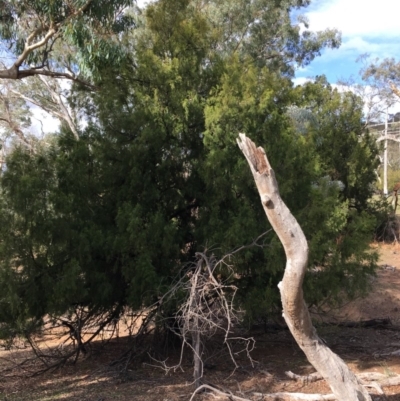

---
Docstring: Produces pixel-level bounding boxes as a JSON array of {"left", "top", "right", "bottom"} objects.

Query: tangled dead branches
[{"left": 151, "top": 250, "right": 256, "bottom": 389}]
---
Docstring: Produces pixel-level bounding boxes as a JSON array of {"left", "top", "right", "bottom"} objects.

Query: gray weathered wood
[{"left": 237, "top": 133, "right": 371, "bottom": 401}]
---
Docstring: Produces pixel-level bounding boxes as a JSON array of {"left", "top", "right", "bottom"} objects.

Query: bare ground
[{"left": 1, "top": 243, "right": 400, "bottom": 401}]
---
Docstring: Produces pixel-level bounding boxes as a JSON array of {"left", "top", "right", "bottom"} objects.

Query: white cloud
[
  {"left": 300, "top": 0, "right": 400, "bottom": 67},
  {"left": 309, "top": 37, "right": 399, "bottom": 66},
  {"left": 306, "top": 0, "right": 400, "bottom": 38},
  {"left": 29, "top": 105, "right": 60, "bottom": 136},
  {"left": 340, "top": 37, "right": 374, "bottom": 54},
  {"left": 136, "top": 0, "right": 154, "bottom": 8},
  {"left": 292, "top": 77, "right": 313, "bottom": 86},
  {"left": 343, "top": 37, "right": 398, "bottom": 56}
]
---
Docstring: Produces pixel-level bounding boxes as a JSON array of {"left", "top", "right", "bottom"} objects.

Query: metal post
[{"left": 383, "top": 108, "right": 388, "bottom": 195}]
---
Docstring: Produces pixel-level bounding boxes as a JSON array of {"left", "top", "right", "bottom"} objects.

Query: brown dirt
[
  {"left": 323, "top": 242, "right": 400, "bottom": 323},
  {"left": 1, "top": 243, "right": 400, "bottom": 401}
]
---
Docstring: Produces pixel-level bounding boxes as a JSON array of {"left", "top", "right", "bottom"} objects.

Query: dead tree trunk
[
  {"left": 189, "top": 269, "right": 203, "bottom": 389},
  {"left": 237, "top": 134, "right": 371, "bottom": 401}
]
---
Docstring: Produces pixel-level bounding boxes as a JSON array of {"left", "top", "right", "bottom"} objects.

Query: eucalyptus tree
[
  {"left": 0, "top": 0, "right": 136, "bottom": 82},
  {"left": 0, "top": 81, "right": 36, "bottom": 149},
  {"left": 8, "top": 75, "right": 80, "bottom": 139},
  {"left": 362, "top": 57, "right": 400, "bottom": 100},
  {"left": 0, "top": 0, "right": 138, "bottom": 146},
  {"left": 359, "top": 57, "right": 400, "bottom": 195}
]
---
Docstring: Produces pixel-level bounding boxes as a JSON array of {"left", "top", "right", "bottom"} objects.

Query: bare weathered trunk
[
  {"left": 237, "top": 133, "right": 371, "bottom": 401},
  {"left": 191, "top": 325, "right": 202, "bottom": 389},
  {"left": 188, "top": 268, "right": 203, "bottom": 389}
]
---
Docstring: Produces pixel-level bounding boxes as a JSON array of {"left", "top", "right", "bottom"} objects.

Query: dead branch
[
  {"left": 254, "top": 392, "right": 337, "bottom": 400},
  {"left": 286, "top": 370, "right": 400, "bottom": 388},
  {"left": 2, "top": 304, "right": 126, "bottom": 376},
  {"left": 11, "top": 75, "right": 80, "bottom": 140},
  {"left": 285, "top": 371, "right": 322, "bottom": 383},
  {"left": 191, "top": 384, "right": 384, "bottom": 401},
  {"left": 190, "top": 383, "right": 251, "bottom": 401},
  {"left": 150, "top": 250, "right": 255, "bottom": 388},
  {"left": 375, "top": 134, "right": 400, "bottom": 143},
  {"left": 101, "top": 307, "right": 157, "bottom": 379},
  {"left": 190, "top": 383, "right": 338, "bottom": 401},
  {"left": 237, "top": 133, "right": 371, "bottom": 401}
]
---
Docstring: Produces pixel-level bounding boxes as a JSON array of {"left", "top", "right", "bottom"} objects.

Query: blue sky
[{"left": 295, "top": 0, "right": 400, "bottom": 85}]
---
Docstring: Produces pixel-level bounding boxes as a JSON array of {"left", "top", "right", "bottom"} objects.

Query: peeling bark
[{"left": 237, "top": 133, "right": 371, "bottom": 401}]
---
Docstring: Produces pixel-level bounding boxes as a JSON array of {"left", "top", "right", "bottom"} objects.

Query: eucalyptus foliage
[{"left": 0, "top": 0, "right": 136, "bottom": 80}]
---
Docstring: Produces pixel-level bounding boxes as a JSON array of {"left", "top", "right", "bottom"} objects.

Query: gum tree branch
[{"left": 0, "top": 0, "right": 94, "bottom": 83}]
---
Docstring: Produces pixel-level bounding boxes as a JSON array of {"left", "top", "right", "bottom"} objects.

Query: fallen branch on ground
[
  {"left": 188, "top": 369, "right": 400, "bottom": 400},
  {"left": 286, "top": 370, "right": 400, "bottom": 387},
  {"left": 253, "top": 392, "right": 337, "bottom": 400}
]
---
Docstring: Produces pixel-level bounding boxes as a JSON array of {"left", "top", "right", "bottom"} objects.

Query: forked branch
[{"left": 0, "top": 0, "right": 95, "bottom": 83}]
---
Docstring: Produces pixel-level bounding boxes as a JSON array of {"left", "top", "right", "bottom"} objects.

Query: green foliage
[
  {"left": 0, "top": 86, "right": 32, "bottom": 138},
  {"left": 292, "top": 77, "right": 380, "bottom": 210},
  {"left": 0, "top": 0, "right": 136, "bottom": 80},
  {"left": 0, "top": 0, "right": 379, "bottom": 335},
  {"left": 0, "top": 137, "right": 123, "bottom": 334},
  {"left": 288, "top": 77, "right": 380, "bottom": 306},
  {"left": 362, "top": 57, "right": 400, "bottom": 100}
]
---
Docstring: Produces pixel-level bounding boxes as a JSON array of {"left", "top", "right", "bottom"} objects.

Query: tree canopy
[
  {"left": 0, "top": 0, "right": 136, "bottom": 82},
  {"left": 0, "top": 0, "right": 379, "bottom": 342}
]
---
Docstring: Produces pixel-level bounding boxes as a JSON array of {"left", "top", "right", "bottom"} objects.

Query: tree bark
[
  {"left": 0, "top": 67, "right": 96, "bottom": 89},
  {"left": 237, "top": 133, "right": 371, "bottom": 401}
]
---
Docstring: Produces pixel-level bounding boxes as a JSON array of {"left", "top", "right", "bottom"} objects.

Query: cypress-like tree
[{"left": 0, "top": 0, "right": 379, "bottom": 341}]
